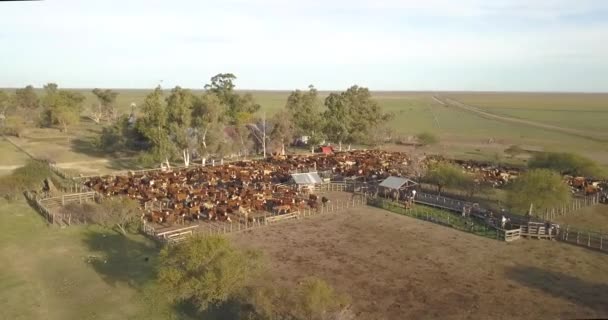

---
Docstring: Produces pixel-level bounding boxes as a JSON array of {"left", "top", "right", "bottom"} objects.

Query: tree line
[
  {"left": 0, "top": 73, "right": 392, "bottom": 166},
  {"left": 0, "top": 83, "right": 121, "bottom": 136}
]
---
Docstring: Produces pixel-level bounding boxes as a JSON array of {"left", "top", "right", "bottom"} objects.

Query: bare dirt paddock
[{"left": 231, "top": 196, "right": 608, "bottom": 320}]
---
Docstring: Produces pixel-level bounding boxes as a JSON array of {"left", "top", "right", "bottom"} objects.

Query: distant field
[
  {"left": 2, "top": 89, "right": 608, "bottom": 167},
  {"left": 446, "top": 92, "right": 608, "bottom": 132}
]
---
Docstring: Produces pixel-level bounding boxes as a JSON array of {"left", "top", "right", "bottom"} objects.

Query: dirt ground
[{"left": 231, "top": 193, "right": 608, "bottom": 320}]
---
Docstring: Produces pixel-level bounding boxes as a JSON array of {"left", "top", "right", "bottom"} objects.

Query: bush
[
  {"left": 423, "top": 162, "right": 470, "bottom": 194},
  {"left": 528, "top": 152, "right": 604, "bottom": 177},
  {"left": 290, "top": 277, "right": 352, "bottom": 320},
  {"left": 1, "top": 115, "right": 26, "bottom": 137},
  {"left": 158, "top": 235, "right": 265, "bottom": 312},
  {"left": 93, "top": 197, "right": 142, "bottom": 234},
  {"left": 506, "top": 169, "right": 571, "bottom": 214},
  {"left": 504, "top": 145, "right": 525, "bottom": 156},
  {"left": 0, "top": 160, "right": 53, "bottom": 199},
  {"left": 416, "top": 132, "right": 439, "bottom": 146}
]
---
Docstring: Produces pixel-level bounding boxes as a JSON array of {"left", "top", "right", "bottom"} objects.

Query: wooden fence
[
  {"left": 27, "top": 191, "right": 99, "bottom": 226},
  {"left": 367, "top": 197, "right": 511, "bottom": 241},
  {"left": 557, "top": 226, "right": 607, "bottom": 252},
  {"left": 145, "top": 194, "right": 369, "bottom": 244},
  {"left": 538, "top": 195, "right": 601, "bottom": 221}
]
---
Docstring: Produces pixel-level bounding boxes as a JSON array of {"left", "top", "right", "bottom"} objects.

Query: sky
[{"left": 1, "top": 0, "right": 608, "bottom": 92}]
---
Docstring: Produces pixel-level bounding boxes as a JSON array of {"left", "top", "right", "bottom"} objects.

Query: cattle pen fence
[
  {"left": 557, "top": 226, "right": 608, "bottom": 252},
  {"left": 145, "top": 191, "right": 369, "bottom": 244},
  {"left": 25, "top": 191, "right": 99, "bottom": 226},
  {"left": 366, "top": 196, "right": 515, "bottom": 241}
]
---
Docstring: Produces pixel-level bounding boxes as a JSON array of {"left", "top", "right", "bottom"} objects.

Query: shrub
[
  {"left": 0, "top": 160, "right": 53, "bottom": 198},
  {"left": 416, "top": 132, "right": 439, "bottom": 146},
  {"left": 528, "top": 152, "right": 604, "bottom": 177},
  {"left": 506, "top": 169, "right": 571, "bottom": 214},
  {"left": 158, "top": 235, "right": 264, "bottom": 312},
  {"left": 504, "top": 145, "right": 525, "bottom": 156},
  {"left": 91, "top": 197, "right": 142, "bottom": 234}
]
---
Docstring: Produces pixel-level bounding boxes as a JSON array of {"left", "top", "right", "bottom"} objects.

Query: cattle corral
[
  {"left": 27, "top": 149, "right": 605, "bottom": 246},
  {"left": 230, "top": 203, "right": 608, "bottom": 320}
]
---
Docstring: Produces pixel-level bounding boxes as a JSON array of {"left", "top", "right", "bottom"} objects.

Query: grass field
[
  {"left": 2, "top": 195, "right": 608, "bottom": 320},
  {"left": 446, "top": 92, "right": 608, "bottom": 133},
  {"left": 0, "top": 199, "right": 191, "bottom": 320}
]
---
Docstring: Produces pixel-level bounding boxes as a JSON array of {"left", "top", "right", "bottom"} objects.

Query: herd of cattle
[
  {"left": 84, "top": 150, "right": 412, "bottom": 226},
  {"left": 83, "top": 150, "right": 607, "bottom": 227}
]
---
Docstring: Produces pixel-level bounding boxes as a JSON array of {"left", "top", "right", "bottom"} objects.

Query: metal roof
[
  {"left": 291, "top": 172, "right": 323, "bottom": 185},
  {"left": 379, "top": 176, "right": 417, "bottom": 190}
]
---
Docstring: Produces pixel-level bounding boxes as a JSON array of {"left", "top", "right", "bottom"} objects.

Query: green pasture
[
  {"left": 446, "top": 92, "right": 608, "bottom": 133},
  {"left": 0, "top": 199, "right": 189, "bottom": 320},
  {"left": 0, "top": 139, "right": 30, "bottom": 166}
]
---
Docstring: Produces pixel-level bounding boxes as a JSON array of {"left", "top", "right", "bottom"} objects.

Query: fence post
[
  {"left": 588, "top": 233, "right": 591, "bottom": 247},
  {"left": 601, "top": 235, "right": 603, "bottom": 250}
]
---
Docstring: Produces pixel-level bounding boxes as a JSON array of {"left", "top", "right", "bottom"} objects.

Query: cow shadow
[
  {"left": 81, "top": 228, "right": 159, "bottom": 289},
  {"left": 506, "top": 266, "right": 608, "bottom": 313}
]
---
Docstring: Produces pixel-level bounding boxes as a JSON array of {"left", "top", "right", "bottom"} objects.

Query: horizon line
[{"left": 1, "top": 86, "right": 608, "bottom": 95}]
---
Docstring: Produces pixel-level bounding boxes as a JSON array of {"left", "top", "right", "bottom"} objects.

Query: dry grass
[{"left": 231, "top": 193, "right": 608, "bottom": 320}]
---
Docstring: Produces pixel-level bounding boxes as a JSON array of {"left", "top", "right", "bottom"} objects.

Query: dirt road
[{"left": 435, "top": 96, "right": 608, "bottom": 142}]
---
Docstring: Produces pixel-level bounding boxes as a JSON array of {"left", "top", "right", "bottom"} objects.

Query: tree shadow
[
  {"left": 81, "top": 228, "right": 158, "bottom": 289},
  {"left": 506, "top": 266, "right": 608, "bottom": 313},
  {"left": 70, "top": 137, "right": 106, "bottom": 158}
]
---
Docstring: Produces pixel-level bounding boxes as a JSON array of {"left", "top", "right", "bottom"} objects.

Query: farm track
[{"left": 435, "top": 96, "right": 608, "bottom": 142}]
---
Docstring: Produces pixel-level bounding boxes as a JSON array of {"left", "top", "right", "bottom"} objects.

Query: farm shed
[
  {"left": 379, "top": 176, "right": 418, "bottom": 200},
  {"left": 291, "top": 172, "right": 324, "bottom": 192}
]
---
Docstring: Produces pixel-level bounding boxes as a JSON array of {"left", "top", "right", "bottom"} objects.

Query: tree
[
  {"left": 204, "top": 73, "right": 260, "bottom": 124},
  {"left": 14, "top": 85, "right": 39, "bottom": 110},
  {"left": 136, "top": 86, "right": 173, "bottom": 163},
  {"left": 506, "top": 169, "right": 571, "bottom": 214},
  {"left": 166, "top": 86, "right": 195, "bottom": 166},
  {"left": 13, "top": 85, "right": 39, "bottom": 122},
  {"left": 204, "top": 74, "right": 260, "bottom": 157},
  {"left": 0, "top": 90, "right": 10, "bottom": 116},
  {"left": 416, "top": 132, "right": 439, "bottom": 146},
  {"left": 528, "top": 152, "right": 604, "bottom": 177},
  {"left": 323, "top": 93, "right": 351, "bottom": 151},
  {"left": 247, "top": 112, "right": 270, "bottom": 158},
  {"left": 91, "top": 88, "right": 119, "bottom": 123},
  {"left": 41, "top": 83, "right": 85, "bottom": 132},
  {"left": 269, "top": 110, "right": 295, "bottom": 156},
  {"left": 323, "top": 85, "right": 389, "bottom": 150},
  {"left": 91, "top": 196, "right": 141, "bottom": 235},
  {"left": 286, "top": 85, "right": 324, "bottom": 152},
  {"left": 192, "top": 92, "right": 227, "bottom": 163},
  {"left": 424, "top": 162, "right": 470, "bottom": 195},
  {"left": 157, "top": 235, "right": 264, "bottom": 312}
]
